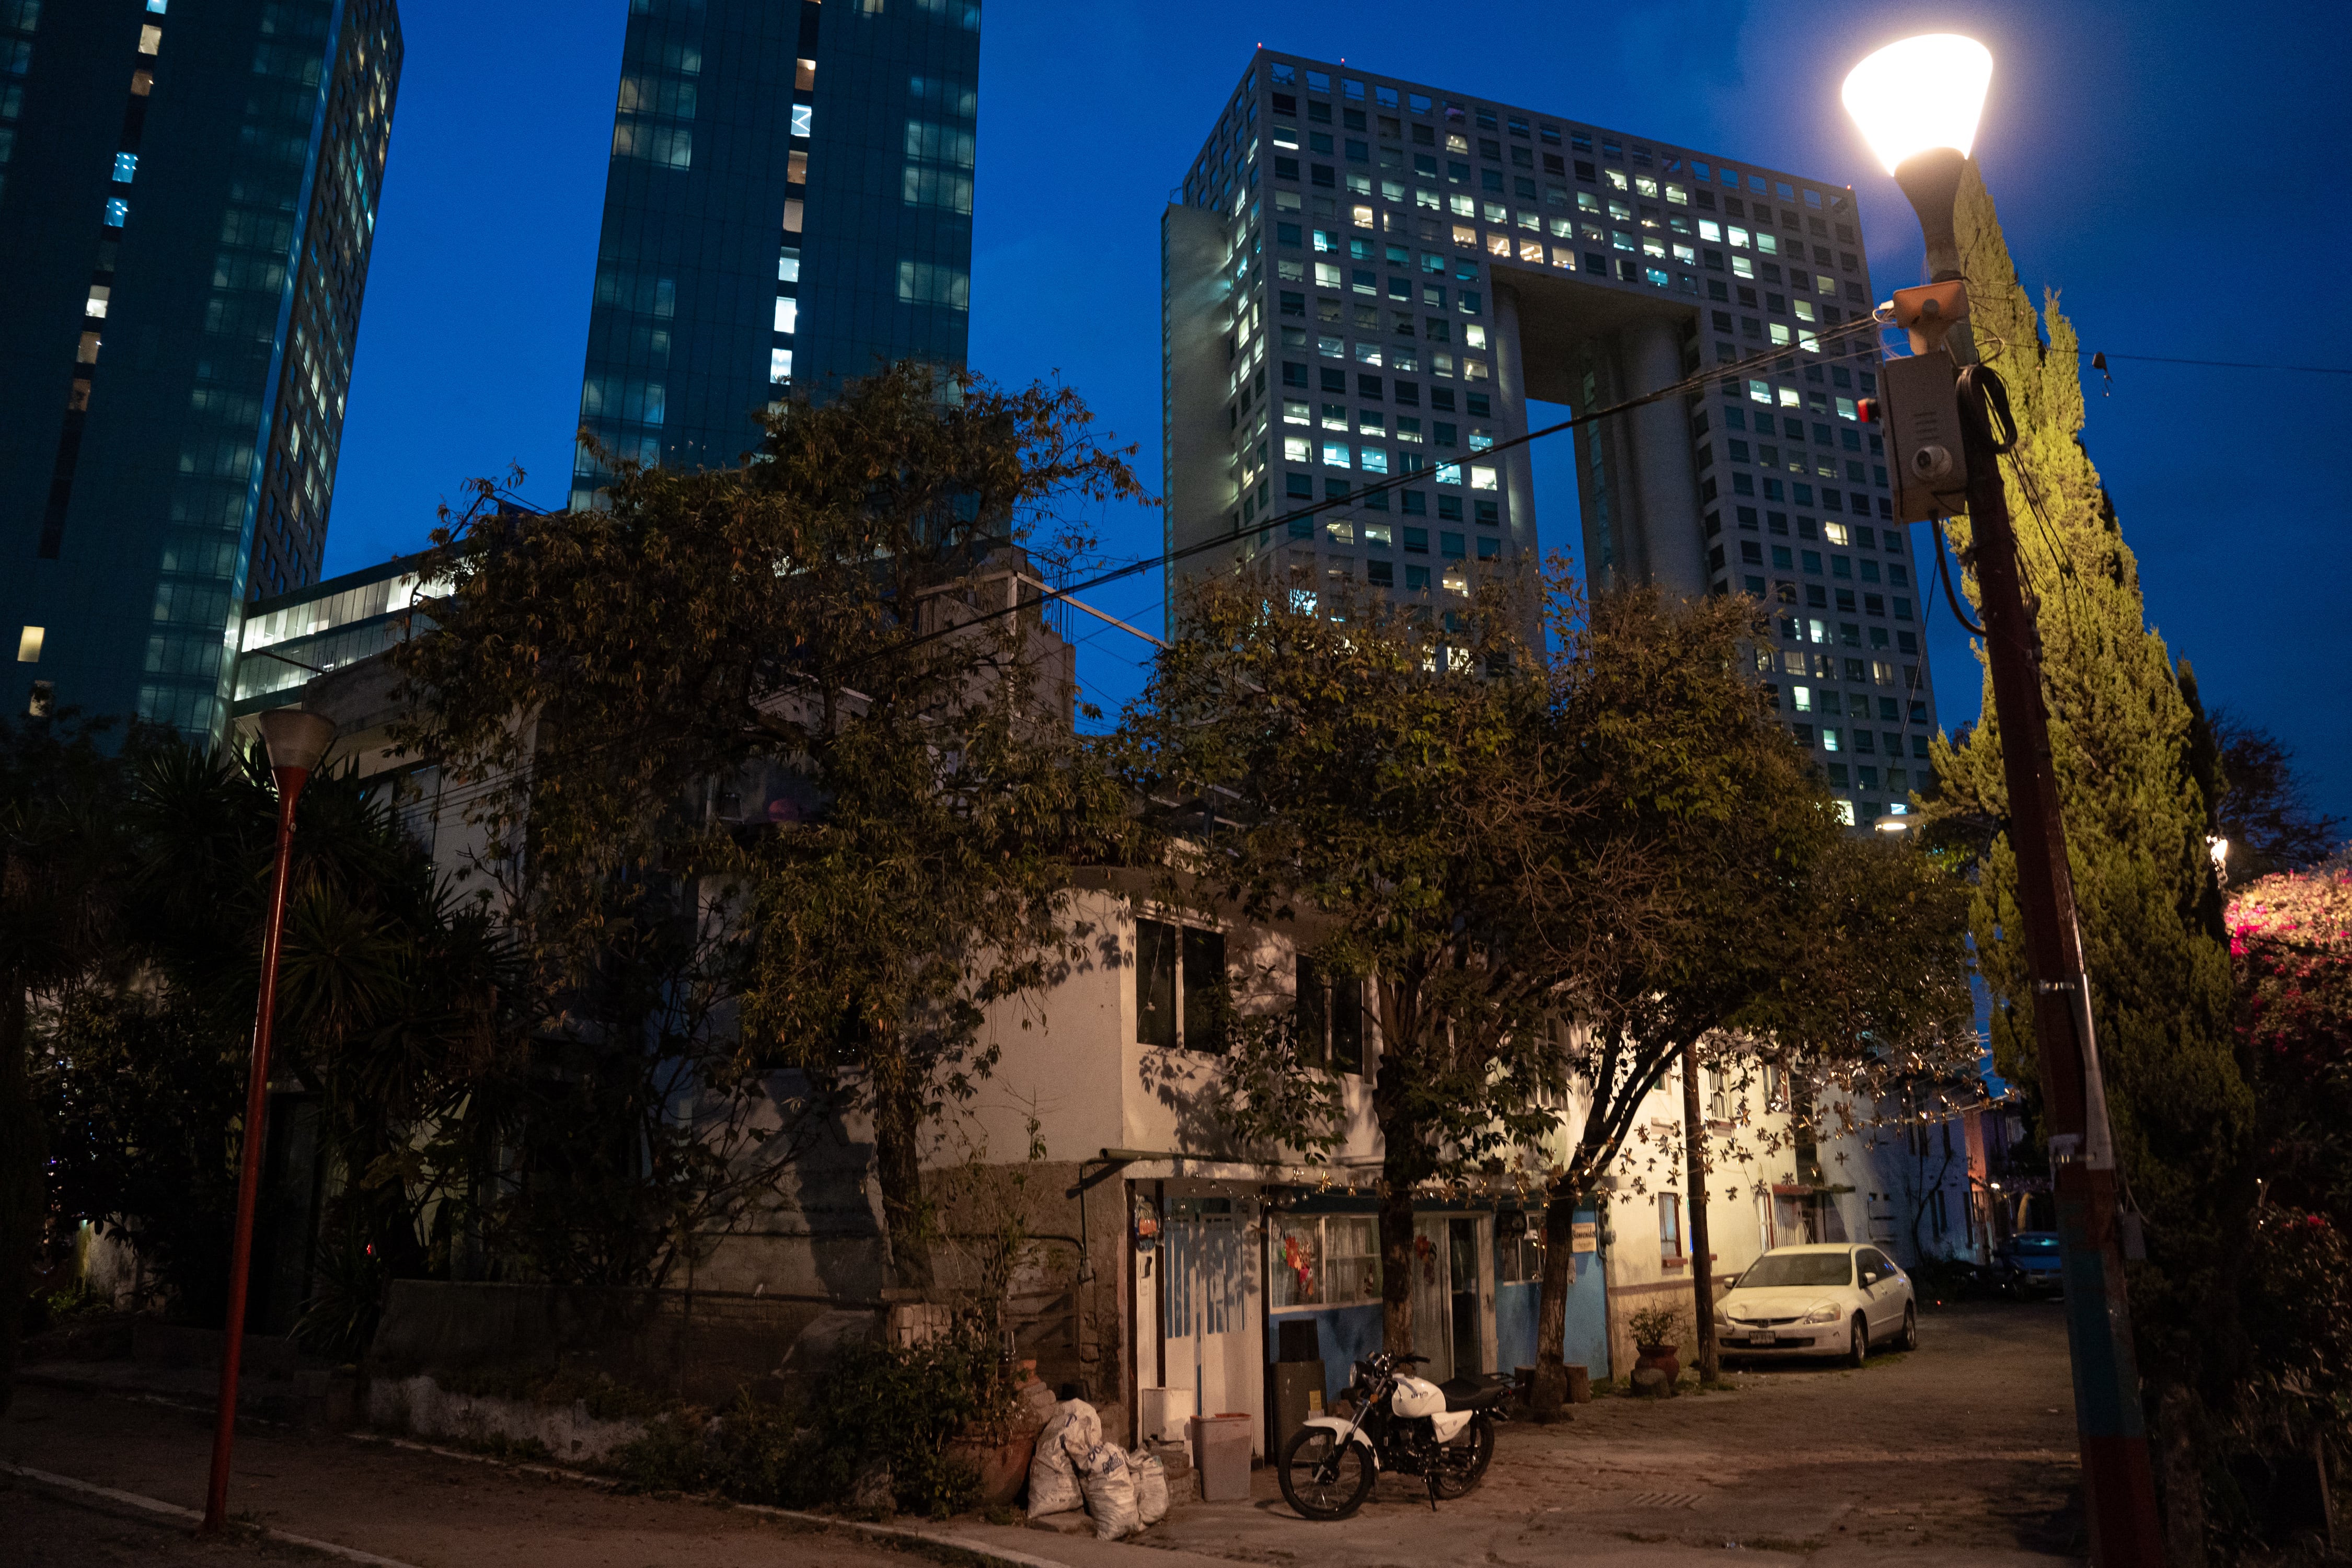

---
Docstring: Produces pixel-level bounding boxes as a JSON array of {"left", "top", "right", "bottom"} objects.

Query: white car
[{"left": 1715, "top": 1243, "right": 1917, "bottom": 1365}]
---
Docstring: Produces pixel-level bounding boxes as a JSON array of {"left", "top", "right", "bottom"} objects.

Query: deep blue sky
[{"left": 330, "top": 0, "right": 2352, "bottom": 829}]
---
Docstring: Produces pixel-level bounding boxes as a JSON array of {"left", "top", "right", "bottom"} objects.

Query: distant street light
[
  {"left": 202, "top": 708, "right": 337, "bottom": 1536},
  {"left": 1872, "top": 810, "right": 1912, "bottom": 834},
  {"left": 1843, "top": 37, "right": 2165, "bottom": 1567}
]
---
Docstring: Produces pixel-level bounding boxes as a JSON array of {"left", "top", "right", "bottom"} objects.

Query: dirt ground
[{"left": 3, "top": 1299, "right": 2085, "bottom": 1567}]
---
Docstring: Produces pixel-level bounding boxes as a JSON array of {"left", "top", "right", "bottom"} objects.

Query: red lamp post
[{"left": 202, "top": 707, "right": 337, "bottom": 1535}]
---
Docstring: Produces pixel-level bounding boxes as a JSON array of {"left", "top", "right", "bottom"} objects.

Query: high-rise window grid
[{"left": 1166, "top": 51, "right": 1937, "bottom": 823}]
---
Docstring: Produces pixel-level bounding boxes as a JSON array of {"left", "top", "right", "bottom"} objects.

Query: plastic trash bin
[{"left": 1188, "top": 1412, "right": 1253, "bottom": 1502}]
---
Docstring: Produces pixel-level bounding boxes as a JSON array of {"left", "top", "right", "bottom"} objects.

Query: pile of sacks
[{"left": 1025, "top": 1396, "right": 1170, "bottom": 1540}]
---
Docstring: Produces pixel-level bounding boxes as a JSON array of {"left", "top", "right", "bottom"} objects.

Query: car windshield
[
  {"left": 2013, "top": 1236, "right": 2060, "bottom": 1252},
  {"left": 1735, "top": 1252, "right": 1852, "bottom": 1289}
]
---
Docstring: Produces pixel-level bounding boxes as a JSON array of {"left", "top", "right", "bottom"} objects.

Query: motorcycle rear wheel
[
  {"left": 1278, "top": 1425, "right": 1377, "bottom": 1520},
  {"left": 1431, "top": 1413, "right": 1495, "bottom": 1500}
]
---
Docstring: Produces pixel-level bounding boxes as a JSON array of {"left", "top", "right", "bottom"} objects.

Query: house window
[
  {"left": 1136, "top": 918, "right": 1227, "bottom": 1053},
  {"left": 1270, "top": 1214, "right": 1382, "bottom": 1309},
  {"left": 1658, "top": 1193, "right": 1682, "bottom": 1259}
]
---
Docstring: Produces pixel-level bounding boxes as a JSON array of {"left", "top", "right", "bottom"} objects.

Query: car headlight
[{"left": 1805, "top": 1304, "right": 1840, "bottom": 1324}]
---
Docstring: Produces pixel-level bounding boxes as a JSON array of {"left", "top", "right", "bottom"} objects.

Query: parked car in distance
[
  {"left": 1993, "top": 1231, "right": 2064, "bottom": 1297},
  {"left": 1716, "top": 1243, "right": 1917, "bottom": 1366}
]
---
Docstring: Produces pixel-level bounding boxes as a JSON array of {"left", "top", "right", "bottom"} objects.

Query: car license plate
[{"left": 1750, "top": 1330, "right": 1775, "bottom": 1345}]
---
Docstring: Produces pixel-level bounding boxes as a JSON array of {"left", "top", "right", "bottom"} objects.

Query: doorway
[{"left": 1406, "top": 1216, "right": 1492, "bottom": 1381}]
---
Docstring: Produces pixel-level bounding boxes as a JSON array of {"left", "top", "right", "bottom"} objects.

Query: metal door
[{"left": 1163, "top": 1199, "right": 1254, "bottom": 1425}]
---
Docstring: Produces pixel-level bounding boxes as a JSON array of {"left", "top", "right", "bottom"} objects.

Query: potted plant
[{"left": 1627, "top": 1302, "right": 1688, "bottom": 1394}]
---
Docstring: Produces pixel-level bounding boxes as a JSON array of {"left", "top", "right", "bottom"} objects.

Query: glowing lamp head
[
  {"left": 1873, "top": 810, "right": 1912, "bottom": 834},
  {"left": 1841, "top": 35, "right": 1993, "bottom": 176}
]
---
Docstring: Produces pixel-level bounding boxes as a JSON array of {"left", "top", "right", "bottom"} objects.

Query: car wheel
[
  {"left": 1847, "top": 1312, "right": 1870, "bottom": 1367},
  {"left": 1899, "top": 1303, "right": 1918, "bottom": 1352}
]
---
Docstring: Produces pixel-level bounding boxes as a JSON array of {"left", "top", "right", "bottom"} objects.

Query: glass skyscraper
[
  {"left": 1164, "top": 49, "right": 1940, "bottom": 828},
  {"left": 570, "top": 0, "right": 982, "bottom": 510},
  {"left": 0, "top": 0, "right": 399, "bottom": 741}
]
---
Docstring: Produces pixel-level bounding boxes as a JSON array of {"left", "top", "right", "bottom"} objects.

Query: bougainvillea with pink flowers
[
  {"left": 2228, "top": 868, "right": 2352, "bottom": 1085},
  {"left": 2221, "top": 869, "right": 2352, "bottom": 1486}
]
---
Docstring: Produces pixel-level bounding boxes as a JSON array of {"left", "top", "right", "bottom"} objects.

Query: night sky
[{"left": 328, "top": 0, "right": 2351, "bottom": 831}]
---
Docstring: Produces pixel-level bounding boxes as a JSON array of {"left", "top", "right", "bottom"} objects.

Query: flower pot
[{"left": 1633, "top": 1341, "right": 1681, "bottom": 1393}]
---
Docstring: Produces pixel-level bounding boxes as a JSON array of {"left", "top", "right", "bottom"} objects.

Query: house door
[
  {"left": 1163, "top": 1199, "right": 1254, "bottom": 1426},
  {"left": 1447, "top": 1217, "right": 1482, "bottom": 1379},
  {"left": 1410, "top": 1216, "right": 1454, "bottom": 1380}
]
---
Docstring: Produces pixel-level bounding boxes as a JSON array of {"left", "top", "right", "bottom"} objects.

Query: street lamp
[
  {"left": 202, "top": 707, "right": 337, "bottom": 1535},
  {"left": 1872, "top": 810, "right": 1912, "bottom": 834},
  {"left": 1842, "top": 38, "right": 2166, "bottom": 1567}
]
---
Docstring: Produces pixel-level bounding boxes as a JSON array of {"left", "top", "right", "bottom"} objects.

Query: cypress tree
[{"left": 1924, "top": 163, "right": 2249, "bottom": 1503}]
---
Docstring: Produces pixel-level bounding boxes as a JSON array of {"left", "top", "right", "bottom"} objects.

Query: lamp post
[
  {"left": 1842, "top": 37, "right": 2165, "bottom": 1566},
  {"left": 201, "top": 707, "right": 337, "bottom": 1536}
]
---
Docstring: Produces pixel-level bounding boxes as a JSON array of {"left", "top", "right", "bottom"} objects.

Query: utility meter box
[{"left": 1880, "top": 351, "right": 1970, "bottom": 523}]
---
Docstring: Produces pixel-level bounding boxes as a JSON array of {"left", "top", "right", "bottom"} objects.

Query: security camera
[{"left": 1909, "top": 445, "right": 1957, "bottom": 483}]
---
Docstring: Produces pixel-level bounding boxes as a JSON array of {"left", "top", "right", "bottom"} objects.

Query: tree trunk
[
  {"left": 1680, "top": 1041, "right": 1718, "bottom": 1384},
  {"left": 1530, "top": 1186, "right": 1577, "bottom": 1419},
  {"left": 1376, "top": 1146, "right": 1416, "bottom": 1356},
  {"left": 868, "top": 1041, "right": 935, "bottom": 1295}
]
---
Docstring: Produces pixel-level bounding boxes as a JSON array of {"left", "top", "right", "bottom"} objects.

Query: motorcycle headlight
[{"left": 1805, "top": 1303, "right": 1841, "bottom": 1324}]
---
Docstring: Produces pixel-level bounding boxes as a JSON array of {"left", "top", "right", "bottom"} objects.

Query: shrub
[
  {"left": 1628, "top": 1302, "right": 1687, "bottom": 1349},
  {"left": 614, "top": 1322, "right": 1012, "bottom": 1517}
]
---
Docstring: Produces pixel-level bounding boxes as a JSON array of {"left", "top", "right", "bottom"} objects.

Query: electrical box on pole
[{"left": 1877, "top": 281, "right": 1976, "bottom": 523}]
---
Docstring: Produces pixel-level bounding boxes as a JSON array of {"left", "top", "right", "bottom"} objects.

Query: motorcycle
[{"left": 1276, "top": 1351, "right": 1504, "bottom": 1519}]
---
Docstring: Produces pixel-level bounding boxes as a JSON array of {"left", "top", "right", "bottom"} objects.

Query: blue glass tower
[
  {"left": 0, "top": 0, "right": 399, "bottom": 741},
  {"left": 570, "top": 0, "right": 981, "bottom": 509}
]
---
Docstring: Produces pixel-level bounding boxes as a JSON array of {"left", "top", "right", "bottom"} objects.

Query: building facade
[
  {"left": 1163, "top": 51, "right": 1941, "bottom": 826},
  {"left": 1, "top": 0, "right": 399, "bottom": 740},
  {"left": 569, "top": 0, "right": 982, "bottom": 509}
]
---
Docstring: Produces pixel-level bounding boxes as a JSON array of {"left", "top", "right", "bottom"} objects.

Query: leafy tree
[
  {"left": 1924, "top": 162, "right": 2249, "bottom": 1549},
  {"left": 2, "top": 712, "right": 153, "bottom": 1406},
  {"left": 33, "top": 988, "right": 244, "bottom": 1327},
  {"left": 394, "top": 364, "right": 1144, "bottom": 1290},
  {"left": 1527, "top": 591, "right": 1973, "bottom": 1399},
  {"left": 2208, "top": 708, "right": 2343, "bottom": 879},
  {"left": 1115, "top": 569, "right": 1650, "bottom": 1354}
]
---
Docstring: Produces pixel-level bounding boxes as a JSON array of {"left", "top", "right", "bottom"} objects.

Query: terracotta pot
[
  {"left": 1633, "top": 1342, "right": 1681, "bottom": 1390},
  {"left": 947, "top": 1426, "right": 1037, "bottom": 1508}
]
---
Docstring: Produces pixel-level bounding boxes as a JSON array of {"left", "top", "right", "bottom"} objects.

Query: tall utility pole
[{"left": 1842, "top": 37, "right": 2164, "bottom": 1566}]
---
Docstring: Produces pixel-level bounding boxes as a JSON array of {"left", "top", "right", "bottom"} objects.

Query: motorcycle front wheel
[
  {"left": 1278, "top": 1425, "right": 1377, "bottom": 1520},
  {"left": 1431, "top": 1412, "right": 1496, "bottom": 1500}
]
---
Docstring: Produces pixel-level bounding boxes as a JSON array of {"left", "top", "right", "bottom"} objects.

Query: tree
[
  {"left": 1924, "top": 161, "right": 2249, "bottom": 1553},
  {"left": 1525, "top": 588, "right": 1975, "bottom": 1401},
  {"left": 395, "top": 364, "right": 1145, "bottom": 1291},
  {"left": 1115, "top": 569, "right": 1651, "bottom": 1355},
  {"left": 2208, "top": 707, "right": 2343, "bottom": 879},
  {"left": 1, "top": 712, "right": 152, "bottom": 1408}
]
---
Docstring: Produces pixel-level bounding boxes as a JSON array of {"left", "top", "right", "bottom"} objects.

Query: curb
[{"left": 0, "top": 1460, "right": 422, "bottom": 1567}]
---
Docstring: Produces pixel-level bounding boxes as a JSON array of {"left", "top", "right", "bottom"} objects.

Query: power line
[
  {"left": 839, "top": 314, "right": 1890, "bottom": 676},
  {"left": 2079, "top": 349, "right": 2351, "bottom": 377}
]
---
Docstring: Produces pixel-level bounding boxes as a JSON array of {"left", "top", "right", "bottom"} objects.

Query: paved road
[{"left": 4, "top": 1300, "right": 2084, "bottom": 1567}]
